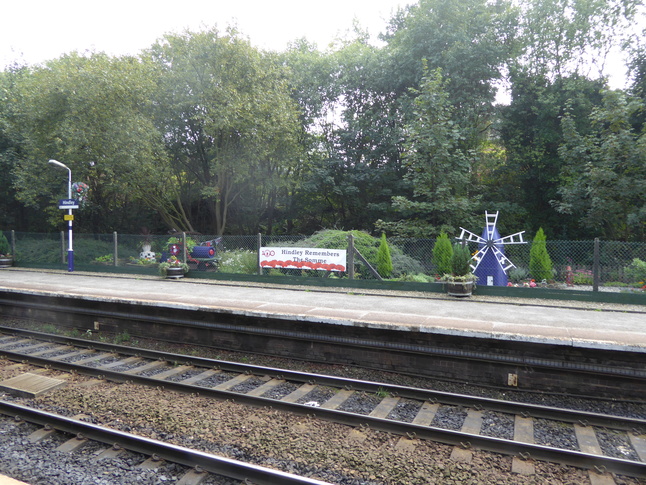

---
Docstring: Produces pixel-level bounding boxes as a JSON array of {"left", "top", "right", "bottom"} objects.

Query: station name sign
[{"left": 58, "top": 199, "right": 79, "bottom": 210}]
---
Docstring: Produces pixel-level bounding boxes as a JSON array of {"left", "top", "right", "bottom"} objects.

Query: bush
[
  {"left": 529, "top": 228, "right": 553, "bottom": 281},
  {"left": 432, "top": 232, "right": 453, "bottom": 275},
  {"left": 298, "top": 229, "right": 423, "bottom": 279},
  {"left": 451, "top": 243, "right": 472, "bottom": 277},
  {"left": 0, "top": 232, "right": 10, "bottom": 255},
  {"left": 625, "top": 258, "right": 646, "bottom": 283},
  {"left": 219, "top": 249, "right": 258, "bottom": 274},
  {"left": 376, "top": 233, "right": 393, "bottom": 278},
  {"left": 508, "top": 266, "right": 529, "bottom": 283}
]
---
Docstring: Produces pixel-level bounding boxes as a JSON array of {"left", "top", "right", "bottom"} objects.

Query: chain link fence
[{"left": 3, "top": 230, "right": 646, "bottom": 290}]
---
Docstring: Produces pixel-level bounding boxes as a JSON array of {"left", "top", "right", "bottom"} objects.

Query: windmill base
[{"left": 445, "top": 280, "right": 474, "bottom": 297}]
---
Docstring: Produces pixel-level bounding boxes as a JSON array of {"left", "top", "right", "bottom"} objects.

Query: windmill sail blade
[
  {"left": 458, "top": 228, "right": 486, "bottom": 244},
  {"left": 491, "top": 245, "right": 516, "bottom": 272},
  {"left": 485, "top": 211, "right": 499, "bottom": 240},
  {"left": 471, "top": 246, "right": 489, "bottom": 271},
  {"left": 494, "top": 231, "right": 526, "bottom": 245}
]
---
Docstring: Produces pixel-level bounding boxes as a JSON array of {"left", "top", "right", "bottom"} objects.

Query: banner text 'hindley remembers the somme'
[{"left": 259, "top": 247, "right": 347, "bottom": 272}]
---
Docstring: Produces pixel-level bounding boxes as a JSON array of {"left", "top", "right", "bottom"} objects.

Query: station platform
[{"left": 0, "top": 268, "right": 644, "bottom": 354}]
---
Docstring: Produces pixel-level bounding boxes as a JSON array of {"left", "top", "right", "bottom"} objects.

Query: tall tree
[
  {"left": 554, "top": 89, "right": 646, "bottom": 241},
  {"left": 147, "top": 28, "right": 302, "bottom": 235},
  {"left": 9, "top": 53, "right": 169, "bottom": 233},
  {"left": 377, "top": 68, "right": 480, "bottom": 236}
]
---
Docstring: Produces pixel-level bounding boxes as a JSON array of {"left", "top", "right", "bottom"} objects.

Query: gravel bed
[
  {"left": 337, "top": 392, "right": 382, "bottom": 415},
  {"left": 296, "top": 386, "right": 337, "bottom": 406},
  {"left": 261, "top": 381, "right": 300, "bottom": 399},
  {"left": 165, "top": 368, "right": 209, "bottom": 382},
  {"left": 229, "top": 376, "right": 267, "bottom": 393},
  {"left": 480, "top": 411, "right": 515, "bottom": 440},
  {"left": 386, "top": 399, "right": 422, "bottom": 423},
  {"left": 195, "top": 371, "right": 238, "bottom": 387},
  {"left": 595, "top": 428, "right": 640, "bottom": 461},
  {"left": 84, "top": 356, "right": 120, "bottom": 368},
  {"left": 431, "top": 405, "right": 467, "bottom": 431},
  {"left": 534, "top": 419, "right": 579, "bottom": 451}
]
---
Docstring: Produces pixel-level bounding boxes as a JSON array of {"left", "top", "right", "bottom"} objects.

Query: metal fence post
[
  {"left": 593, "top": 237, "right": 600, "bottom": 292},
  {"left": 257, "top": 233, "right": 262, "bottom": 275},
  {"left": 113, "top": 231, "right": 118, "bottom": 266},
  {"left": 347, "top": 233, "right": 355, "bottom": 280},
  {"left": 182, "top": 232, "right": 187, "bottom": 264},
  {"left": 10, "top": 230, "right": 15, "bottom": 257}
]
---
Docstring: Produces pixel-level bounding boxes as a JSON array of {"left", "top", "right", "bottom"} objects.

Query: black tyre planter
[
  {"left": 0, "top": 257, "right": 13, "bottom": 268},
  {"left": 165, "top": 267, "right": 185, "bottom": 279}
]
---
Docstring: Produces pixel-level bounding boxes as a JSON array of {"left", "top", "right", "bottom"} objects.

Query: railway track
[
  {"left": 0, "top": 326, "right": 645, "bottom": 481},
  {"left": 0, "top": 401, "right": 332, "bottom": 485}
]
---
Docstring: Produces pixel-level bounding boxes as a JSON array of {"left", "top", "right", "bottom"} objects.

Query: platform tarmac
[{"left": 0, "top": 268, "right": 644, "bottom": 354}]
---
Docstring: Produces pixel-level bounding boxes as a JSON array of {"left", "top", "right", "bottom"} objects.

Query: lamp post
[{"left": 48, "top": 159, "right": 74, "bottom": 272}]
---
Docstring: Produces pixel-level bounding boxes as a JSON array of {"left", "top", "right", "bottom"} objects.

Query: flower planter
[
  {"left": 165, "top": 266, "right": 185, "bottom": 279},
  {"left": 0, "top": 257, "right": 13, "bottom": 268},
  {"left": 445, "top": 280, "right": 474, "bottom": 297}
]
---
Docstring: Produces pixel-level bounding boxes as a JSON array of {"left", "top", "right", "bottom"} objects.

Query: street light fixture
[{"left": 48, "top": 159, "right": 74, "bottom": 272}]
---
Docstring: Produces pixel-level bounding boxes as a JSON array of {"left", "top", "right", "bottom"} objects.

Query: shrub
[
  {"left": 298, "top": 229, "right": 423, "bottom": 278},
  {"left": 376, "top": 233, "right": 393, "bottom": 278},
  {"left": 451, "top": 243, "right": 472, "bottom": 277},
  {"left": 529, "top": 228, "right": 553, "bottom": 281},
  {"left": 219, "top": 249, "right": 258, "bottom": 274},
  {"left": 432, "top": 232, "right": 453, "bottom": 275},
  {"left": 0, "top": 232, "right": 10, "bottom": 255},
  {"left": 572, "top": 269, "right": 593, "bottom": 285},
  {"left": 508, "top": 266, "right": 529, "bottom": 283},
  {"left": 625, "top": 258, "right": 646, "bottom": 284}
]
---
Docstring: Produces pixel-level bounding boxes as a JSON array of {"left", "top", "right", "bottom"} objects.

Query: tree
[
  {"left": 431, "top": 232, "right": 453, "bottom": 275},
  {"left": 378, "top": 68, "right": 480, "bottom": 237},
  {"left": 376, "top": 233, "right": 393, "bottom": 278},
  {"left": 529, "top": 227, "right": 553, "bottom": 281},
  {"left": 554, "top": 90, "right": 646, "bottom": 240},
  {"left": 147, "top": 28, "right": 302, "bottom": 235},
  {"left": 496, "top": 73, "right": 605, "bottom": 237},
  {"left": 9, "top": 53, "right": 170, "bottom": 233}
]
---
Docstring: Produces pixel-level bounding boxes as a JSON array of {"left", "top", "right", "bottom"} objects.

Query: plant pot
[
  {"left": 165, "top": 266, "right": 185, "bottom": 279},
  {"left": 445, "top": 280, "right": 474, "bottom": 297},
  {"left": 0, "top": 257, "right": 13, "bottom": 268}
]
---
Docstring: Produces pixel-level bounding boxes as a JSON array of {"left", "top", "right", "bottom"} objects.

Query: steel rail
[
  {"left": 1, "top": 297, "right": 644, "bottom": 379},
  {"left": 1, "top": 326, "right": 644, "bottom": 433},
  {"left": 0, "top": 400, "right": 333, "bottom": 485}
]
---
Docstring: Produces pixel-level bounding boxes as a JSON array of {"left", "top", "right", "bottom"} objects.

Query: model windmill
[{"left": 457, "top": 211, "right": 526, "bottom": 286}]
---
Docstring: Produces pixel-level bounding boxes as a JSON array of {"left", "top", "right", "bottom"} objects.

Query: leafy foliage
[{"left": 625, "top": 258, "right": 646, "bottom": 283}]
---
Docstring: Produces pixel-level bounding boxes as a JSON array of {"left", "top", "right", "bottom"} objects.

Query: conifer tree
[
  {"left": 376, "top": 233, "right": 393, "bottom": 278},
  {"left": 432, "top": 232, "right": 453, "bottom": 276},
  {"left": 529, "top": 227, "right": 553, "bottom": 282}
]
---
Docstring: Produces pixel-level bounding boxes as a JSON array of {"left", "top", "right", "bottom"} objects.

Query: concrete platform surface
[{"left": 0, "top": 269, "right": 644, "bottom": 353}]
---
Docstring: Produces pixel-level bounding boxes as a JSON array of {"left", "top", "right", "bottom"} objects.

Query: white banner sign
[{"left": 260, "top": 247, "right": 347, "bottom": 272}]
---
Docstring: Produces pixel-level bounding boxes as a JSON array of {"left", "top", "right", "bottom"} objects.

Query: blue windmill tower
[{"left": 457, "top": 211, "right": 526, "bottom": 286}]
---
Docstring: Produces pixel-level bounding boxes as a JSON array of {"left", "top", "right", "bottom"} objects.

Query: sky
[{"left": 1, "top": 0, "right": 410, "bottom": 68}]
